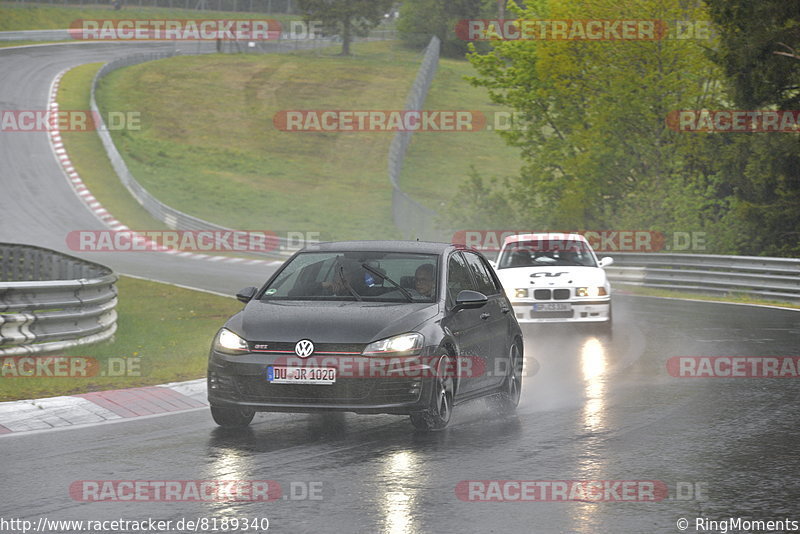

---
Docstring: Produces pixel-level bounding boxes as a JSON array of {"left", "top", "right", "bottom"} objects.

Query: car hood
[
  {"left": 496, "top": 266, "right": 608, "bottom": 288},
  {"left": 227, "top": 300, "right": 440, "bottom": 344}
]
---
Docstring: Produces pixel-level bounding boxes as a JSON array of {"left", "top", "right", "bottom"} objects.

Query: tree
[
  {"left": 704, "top": 0, "right": 800, "bottom": 109},
  {"left": 703, "top": 0, "right": 800, "bottom": 256},
  {"left": 297, "top": 0, "right": 394, "bottom": 56},
  {"left": 397, "top": 0, "right": 496, "bottom": 58},
  {"left": 464, "top": 0, "right": 728, "bottom": 237}
]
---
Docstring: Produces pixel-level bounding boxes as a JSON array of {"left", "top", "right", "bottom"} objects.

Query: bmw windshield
[
  {"left": 498, "top": 240, "right": 598, "bottom": 268},
  {"left": 259, "top": 251, "right": 439, "bottom": 302}
]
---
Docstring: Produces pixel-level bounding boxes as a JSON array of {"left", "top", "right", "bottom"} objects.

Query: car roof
[
  {"left": 301, "top": 240, "right": 457, "bottom": 255},
  {"left": 503, "top": 232, "right": 589, "bottom": 245}
]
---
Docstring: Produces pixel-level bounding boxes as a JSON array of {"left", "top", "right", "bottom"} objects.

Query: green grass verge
[
  {"left": 58, "top": 62, "right": 171, "bottom": 231},
  {"left": 615, "top": 283, "right": 800, "bottom": 310},
  {"left": 0, "top": 3, "right": 294, "bottom": 32},
  {"left": 92, "top": 40, "right": 521, "bottom": 240},
  {"left": 95, "top": 40, "right": 417, "bottom": 239},
  {"left": 399, "top": 57, "right": 521, "bottom": 213},
  {"left": 0, "top": 276, "right": 242, "bottom": 402}
]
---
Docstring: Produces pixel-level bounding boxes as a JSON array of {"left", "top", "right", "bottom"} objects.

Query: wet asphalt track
[{"left": 1, "top": 41, "right": 800, "bottom": 534}]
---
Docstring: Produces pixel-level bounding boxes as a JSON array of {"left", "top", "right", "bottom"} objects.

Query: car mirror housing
[
  {"left": 453, "top": 290, "right": 488, "bottom": 311},
  {"left": 236, "top": 286, "right": 257, "bottom": 303},
  {"left": 598, "top": 257, "right": 614, "bottom": 268}
]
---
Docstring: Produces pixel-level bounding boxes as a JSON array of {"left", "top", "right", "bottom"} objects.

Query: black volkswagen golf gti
[{"left": 207, "top": 241, "right": 524, "bottom": 430}]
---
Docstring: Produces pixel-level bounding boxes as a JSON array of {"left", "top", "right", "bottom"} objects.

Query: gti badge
[{"left": 294, "top": 339, "right": 314, "bottom": 358}]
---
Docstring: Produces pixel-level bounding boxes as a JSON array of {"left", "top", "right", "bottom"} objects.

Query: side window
[
  {"left": 446, "top": 252, "right": 475, "bottom": 306},
  {"left": 480, "top": 255, "right": 504, "bottom": 294},
  {"left": 463, "top": 252, "right": 500, "bottom": 295}
]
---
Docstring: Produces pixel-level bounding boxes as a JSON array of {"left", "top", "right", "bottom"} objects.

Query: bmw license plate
[
  {"left": 533, "top": 303, "right": 572, "bottom": 312},
  {"left": 267, "top": 366, "right": 336, "bottom": 385}
]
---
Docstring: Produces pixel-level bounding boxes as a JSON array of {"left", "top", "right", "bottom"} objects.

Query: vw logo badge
[{"left": 294, "top": 339, "right": 314, "bottom": 358}]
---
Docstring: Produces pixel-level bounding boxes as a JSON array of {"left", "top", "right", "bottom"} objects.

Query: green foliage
[
  {"left": 297, "top": 0, "right": 394, "bottom": 55},
  {"left": 397, "top": 0, "right": 495, "bottom": 58},
  {"left": 446, "top": 0, "right": 800, "bottom": 255},
  {"left": 704, "top": 0, "right": 800, "bottom": 109},
  {"left": 440, "top": 167, "right": 519, "bottom": 229},
  {"left": 448, "top": 0, "right": 800, "bottom": 256},
  {"left": 704, "top": 0, "right": 800, "bottom": 256},
  {"left": 465, "top": 0, "right": 727, "bottom": 231}
]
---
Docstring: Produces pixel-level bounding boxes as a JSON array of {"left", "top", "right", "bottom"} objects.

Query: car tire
[
  {"left": 494, "top": 342, "right": 523, "bottom": 414},
  {"left": 410, "top": 354, "right": 454, "bottom": 431},
  {"left": 210, "top": 406, "right": 255, "bottom": 428}
]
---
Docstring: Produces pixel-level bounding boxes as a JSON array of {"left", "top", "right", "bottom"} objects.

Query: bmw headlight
[
  {"left": 362, "top": 332, "right": 423, "bottom": 356},
  {"left": 505, "top": 287, "right": 528, "bottom": 299},
  {"left": 213, "top": 328, "right": 249, "bottom": 354},
  {"left": 576, "top": 287, "right": 608, "bottom": 297}
]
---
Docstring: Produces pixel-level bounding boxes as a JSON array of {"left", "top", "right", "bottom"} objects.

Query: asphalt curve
[
  {"left": 1, "top": 42, "right": 800, "bottom": 534},
  {"left": 0, "top": 42, "right": 280, "bottom": 295}
]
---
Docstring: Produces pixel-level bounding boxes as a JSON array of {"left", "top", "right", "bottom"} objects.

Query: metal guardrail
[
  {"left": 388, "top": 36, "right": 440, "bottom": 241},
  {"left": 0, "top": 28, "right": 397, "bottom": 43},
  {"left": 10, "top": 0, "right": 300, "bottom": 13},
  {"left": 0, "top": 244, "right": 118, "bottom": 356},
  {"left": 604, "top": 252, "right": 800, "bottom": 302},
  {"left": 0, "top": 29, "right": 72, "bottom": 41}
]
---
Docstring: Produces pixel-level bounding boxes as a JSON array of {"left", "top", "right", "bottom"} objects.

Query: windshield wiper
[
  {"left": 338, "top": 265, "right": 362, "bottom": 301},
  {"left": 361, "top": 263, "right": 414, "bottom": 302}
]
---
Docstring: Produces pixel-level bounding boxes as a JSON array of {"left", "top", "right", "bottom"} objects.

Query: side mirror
[
  {"left": 598, "top": 257, "right": 614, "bottom": 268},
  {"left": 236, "top": 286, "right": 257, "bottom": 303},
  {"left": 453, "top": 290, "right": 488, "bottom": 311}
]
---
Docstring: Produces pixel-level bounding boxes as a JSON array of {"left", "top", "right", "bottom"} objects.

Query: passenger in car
[{"left": 413, "top": 263, "right": 436, "bottom": 298}]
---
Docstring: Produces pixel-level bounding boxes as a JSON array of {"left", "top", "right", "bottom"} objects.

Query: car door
[
  {"left": 441, "top": 251, "right": 486, "bottom": 396},
  {"left": 462, "top": 251, "right": 509, "bottom": 389}
]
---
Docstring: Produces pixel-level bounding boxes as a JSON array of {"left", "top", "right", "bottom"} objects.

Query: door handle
[
  {"left": 480, "top": 313, "right": 491, "bottom": 320},
  {"left": 500, "top": 305, "right": 510, "bottom": 314}
]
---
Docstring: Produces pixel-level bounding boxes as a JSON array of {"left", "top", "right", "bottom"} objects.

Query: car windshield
[
  {"left": 497, "top": 239, "right": 597, "bottom": 268},
  {"left": 260, "top": 251, "right": 439, "bottom": 302}
]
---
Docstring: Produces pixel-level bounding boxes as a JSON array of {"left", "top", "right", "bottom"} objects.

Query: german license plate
[
  {"left": 267, "top": 366, "right": 336, "bottom": 385},
  {"left": 533, "top": 302, "right": 572, "bottom": 312}
]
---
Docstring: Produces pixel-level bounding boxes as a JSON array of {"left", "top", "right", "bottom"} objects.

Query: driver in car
[{"left": 320, "top": 262, "right": 363, "bottom": 297}]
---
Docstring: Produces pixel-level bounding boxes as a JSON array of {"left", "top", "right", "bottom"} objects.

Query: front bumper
[
  {"left": 510, "top": 298, "right": 611, "bottom": 324},
  {"left": 207, "top": 350, "right": 434, "bottom": 415}
]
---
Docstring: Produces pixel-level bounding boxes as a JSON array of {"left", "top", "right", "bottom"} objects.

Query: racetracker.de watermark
[
  {"left": 274, "top": 110, "right": 490, "bottom": 132},
  {"left": 667, "top": 110, "right": 800, "bottom": 132},
  {"left": 455, "top": 480, "right": 669, "bottom": 502},
  {"left": 68, "top": 19, "right": 281, "bottom": 40},
  {"left": 66, "top": 230, "right": 321, "bottom": 253},
  {"left": 0, "top": 356, "right": 141, "bottom": 378},
  {"left": 68, "top": 480, "right": 325, "bottom": 502},
  {"left": 667, "top": 357, "right": 800, "bottom": 378},
  {"left": 452, "top": 230, "right": 707, "bottom": 252},
  {"left": 455, "top": 19, "right": 713, "bottom": 41},
  {"left": 265, "top": 355, "right": 502, "bottom": 379},
  {"left": 0, "top": 110, "right": 140, "bottom": 132}
]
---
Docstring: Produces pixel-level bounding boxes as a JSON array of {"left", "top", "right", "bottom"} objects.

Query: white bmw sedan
[{"left": 493, "top": 233, "right": 614, "bottom": 330}]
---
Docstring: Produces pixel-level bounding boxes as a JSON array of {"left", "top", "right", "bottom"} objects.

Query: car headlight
[
  {"left": 505, "top": 287, "right": 528, "bottom": 299},
  {"left": 576, "top": 287, "right": 608, "bottom": 297},
  {"left": 213, "top": 328, "right": 249, "bottom": 354},
  {"left": 362, "top": 332, "right": 423, "bottom": 356}
]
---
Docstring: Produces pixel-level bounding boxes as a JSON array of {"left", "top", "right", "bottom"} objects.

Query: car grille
[
  {"left": 533, "top": 289, "right": 551, "bottom": 300},
  {"left": 234, "top": 376, "right": 420, "bottom": 405},
  {"left": 532, "top": 289, "right": 571, "bottom": 300},
  {"left": 249, "top": 341, "right": 366, "bottom": 354}
]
